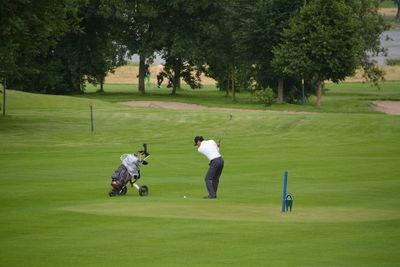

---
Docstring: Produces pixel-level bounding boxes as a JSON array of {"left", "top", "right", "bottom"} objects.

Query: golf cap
[{"left": 194, "top": 136, "right": 204, "bottom": 146}]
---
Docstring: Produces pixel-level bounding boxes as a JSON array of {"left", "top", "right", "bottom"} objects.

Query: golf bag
[{"left": 108, "top": 144, "right": 150, "bottom": 197}]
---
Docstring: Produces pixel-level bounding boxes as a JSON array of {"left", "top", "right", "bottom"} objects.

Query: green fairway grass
[{"left": 1, "top": 84, "right": 400, "bottom": 266}]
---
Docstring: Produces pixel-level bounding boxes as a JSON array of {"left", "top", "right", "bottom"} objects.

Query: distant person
[
  {"left": 144, "top": 60, "right": 151, "bottom": 88},
  {"left": 167, "top": 73, "right": 174, "bottom": 88},
  {"left": 155, "top": 64, "right": 164, "bottom": 88},
  {"left": 194, "top": 136, "right": 224, "bottom": 199}
]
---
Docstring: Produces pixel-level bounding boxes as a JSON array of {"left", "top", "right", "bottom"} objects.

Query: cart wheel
[
  {"left": 109, "top": 189, "right": 117, "bottom": 197},
  {"left": 139, "top": 185, "right": 149, "bottom": 196},
  {"left": 118, "top": 186, "right": 127, "bottom": 196}
]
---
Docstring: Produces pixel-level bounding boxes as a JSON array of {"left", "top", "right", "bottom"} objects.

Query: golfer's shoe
[{"left": 203, "top": 195, "right": 216, "bottom": 199}]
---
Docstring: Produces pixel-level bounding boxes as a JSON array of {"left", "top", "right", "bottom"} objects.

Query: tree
[
  {"left": 203, "top": 0, "right": 306, "bottom": 103},
  {"left": 232, "top": 0, "right": 306, "bottom": 103},
  {"left": 155, "top": 0, "right": 221, "bottom": 95},
  {"left": 75, "top": 0, "right": 128, "bottom": 92},
  {"left": 84, "top": 0, "right": 128, "bottom": 92},
  {"left": 392, "top": 0, "right": 400, "bottom": 19},
  {"left": 346, "top": 0, "right": 389, "bottom": 87},
  {"left": 0, "top": 0, "right": 81, "bottom": 88},
  {"left": 272, "top": 0, "right": 376, "bottom": 108},
  {"left": 112, "top": 0, "right": 159, "bottom": 94},
  {"left": 200, "top": 0, "right": 254, "bottom": 102},
  {"left": 6, "top": 0, "right": 128, "bottom": 94}
]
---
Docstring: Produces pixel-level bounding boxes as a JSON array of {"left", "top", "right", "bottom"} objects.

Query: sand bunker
[
  {"left": 118, "top": 100, "right": 400, "bottom": 115},
  {"left": 118, "top": 101, "right": 312, "bottom": 114},
  {"left": 372, "top": 101, "right": 400, "bottom": 115}
]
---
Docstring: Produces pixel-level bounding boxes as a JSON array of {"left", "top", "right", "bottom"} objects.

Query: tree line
[{"left": 0, "top": 0, "right": 389, "bottom": 107}]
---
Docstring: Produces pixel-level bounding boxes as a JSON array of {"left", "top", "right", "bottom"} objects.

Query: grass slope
[
  {"left": 81, "top": 80, "right": 400, "bottom": 114},
  {"left": 380, "top": 0, "right": 396, "bottom": 8},
  {"left": 1, "top": 86, "right": 400, "bottom": 266}
]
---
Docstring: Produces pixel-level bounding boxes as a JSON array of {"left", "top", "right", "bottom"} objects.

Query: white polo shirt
[{"left": 198, "top": 140, "right": 221, "bottom": 161}]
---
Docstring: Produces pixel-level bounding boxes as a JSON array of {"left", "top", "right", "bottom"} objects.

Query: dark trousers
[
  {"left": 157, "top": 75, "right": 163, "bottom": 87},
  {"left": 205, "top": 157, "right": 224, "bottom": 197}
]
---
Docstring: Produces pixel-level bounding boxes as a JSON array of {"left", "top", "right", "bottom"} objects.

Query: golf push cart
[{"left": 108, "top": 144, "right": 151, "bottom": 197}]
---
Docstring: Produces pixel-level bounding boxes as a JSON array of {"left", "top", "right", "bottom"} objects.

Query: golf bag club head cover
[{"left": 138, "top": 143, "right": 150, "bottom": 157}]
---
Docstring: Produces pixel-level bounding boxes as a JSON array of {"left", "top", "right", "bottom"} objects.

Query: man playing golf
[{"left": 194, "top": 136, "right": 224, "bottom": 199}]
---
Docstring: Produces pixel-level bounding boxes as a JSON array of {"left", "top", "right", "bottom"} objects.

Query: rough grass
[
  {"left": 1, "top": 86, "right": 400, "bottom": 266},
  {"left": 387, "top": 59, "right": 400, "bottom": 65},
  {"left": 79, "top": 80, "right": 400, "bottom": 114},
  {"left": 380, "top": 0, "right": 397, "bottom": 8}
]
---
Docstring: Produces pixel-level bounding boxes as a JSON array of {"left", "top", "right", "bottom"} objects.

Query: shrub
[
  {"left": 387, "top": 59, "right": 400, "bottom": 66},
  {"left": 254, "top": 87, "right": 276, "bottom": 106}
]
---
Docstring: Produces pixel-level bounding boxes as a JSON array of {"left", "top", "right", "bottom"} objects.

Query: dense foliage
[
  {"left": 0, "top": 0, "right": 82, "bottom": 89},
  {"left": 0, "top": 0, "right": 388, "bottom": 106}
]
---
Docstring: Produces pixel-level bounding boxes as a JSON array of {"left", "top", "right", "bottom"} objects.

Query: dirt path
[
  {"left": 372, "top": 101, "right": 400, "bottom": 115},
  {"left": 117, "top": 101, "right": 313, "bottom": 114}
]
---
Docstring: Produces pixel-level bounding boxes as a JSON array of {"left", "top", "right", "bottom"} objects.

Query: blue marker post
[{"left": 281, "top": 171, "right": 288, "bottom": 212}]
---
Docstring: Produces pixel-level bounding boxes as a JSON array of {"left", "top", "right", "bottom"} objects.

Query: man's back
[{"left": 198, "top": 140, "right": 221, "bottom": 161}]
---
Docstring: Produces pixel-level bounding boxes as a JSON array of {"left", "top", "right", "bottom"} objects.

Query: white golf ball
[{"left": 184, "top": 196, "right": 187, "bottom": 198}]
